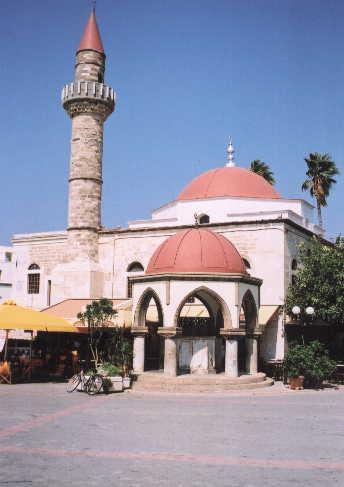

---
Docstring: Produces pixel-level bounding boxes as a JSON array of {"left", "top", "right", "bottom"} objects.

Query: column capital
[
  {"left": 247, "top": 328, "right": 262, "bottom": 339},
  {"left": 220, "top": 327, "right": 246, "bottom": 338},
  {"left": 131, "top": 327, "right": 149, "bottom": 336},
  {"left": 158, "top": 327, "right": 182, "bottom": 338}
]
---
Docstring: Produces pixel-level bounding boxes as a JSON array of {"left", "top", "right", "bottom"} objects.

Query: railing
[{"left": 61, "top": 81, "right": 115, "bottom": 105}]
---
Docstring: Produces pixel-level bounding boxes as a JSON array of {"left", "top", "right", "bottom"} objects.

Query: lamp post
[{"left": 291, "top": 305, "right": 315, "bottom": 344}]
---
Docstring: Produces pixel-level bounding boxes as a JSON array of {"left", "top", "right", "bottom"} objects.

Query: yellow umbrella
[
  {"left": 0, "top": 300, "right": 78, "bottom": 362},
  {"left": 0, "top": 300, "right": 77, "bottom": 332}
]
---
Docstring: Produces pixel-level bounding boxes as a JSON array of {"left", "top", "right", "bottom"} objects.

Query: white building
[
  {"left": 0, "top": 246, "right": 14, "bottom": 303},
  {"left": 9, "top": 9, "right": 323, "bottom": 376}
]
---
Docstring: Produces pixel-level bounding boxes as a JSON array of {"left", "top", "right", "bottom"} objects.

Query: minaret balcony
[{"left": 61, "top": 81, "right": 115, "bottom": 111}]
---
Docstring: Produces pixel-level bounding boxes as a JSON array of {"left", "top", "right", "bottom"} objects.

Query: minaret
[
  {"left": 61, "top": 8, "right": 115, "bottom": 262},
  {"left": 52, "top": 9, "right": 115, "bottom": 303}
]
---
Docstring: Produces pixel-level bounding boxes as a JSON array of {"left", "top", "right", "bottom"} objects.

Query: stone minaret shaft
[{"left": 62, "top": 9, "right": 115, "bottom": 262}]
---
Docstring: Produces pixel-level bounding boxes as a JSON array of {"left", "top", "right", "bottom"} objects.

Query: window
[
  {"left": 28, "top": 274, "right": 40, "bottom": 294},
  {"left": 127, "top": 278, "right": 133, "bottom": 298},
  {"left": 199, "top": 214, "right": 210, "bottom": 224},
  {"left": 5, "top": 252, "right": 12, "bottom": 262},
  {"left": 0, "top": 270, "right": 2, "bottom": 280},
  {"left": 291, "top": 259, "right": 298, "bottom": 271},
  {"left": 127, "top": 262, "right": 144, "bottom": 272},
  {"left": 47, "top": 280, "right": 52, "bottom": 307},
  {"left": 27, "top": 263, "right": 40, "bottom": 294},
  {"left": 243, "top": 258, "right": 251, "bottom": 270}
]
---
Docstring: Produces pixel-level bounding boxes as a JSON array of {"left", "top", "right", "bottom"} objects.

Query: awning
[
  {"left": 258, "top": 305, "right": 280, "bottom": 327},
  {"left": 0, "top": 300, "right": 77, "bottom": 333}
]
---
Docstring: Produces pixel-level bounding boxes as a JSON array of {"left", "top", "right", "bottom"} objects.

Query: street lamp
[
  {"left": 291, "top": 305, "right": 315, "bottom": 344},
  {"left": 292, "top": 306, "right": 315, "bottom": 318}
]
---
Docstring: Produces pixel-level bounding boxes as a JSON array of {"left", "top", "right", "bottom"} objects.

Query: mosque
[{"left": 10, "top": 10, "right": 322, "bottom": 380}]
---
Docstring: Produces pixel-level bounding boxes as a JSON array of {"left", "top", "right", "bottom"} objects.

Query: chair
[{"left": 0, "top": 361, "right": 12, "bottom": 384}]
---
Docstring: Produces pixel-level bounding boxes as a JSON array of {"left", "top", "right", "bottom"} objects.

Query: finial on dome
[{"left": 226, "top": 137, "right": 235, "bottom": 167}]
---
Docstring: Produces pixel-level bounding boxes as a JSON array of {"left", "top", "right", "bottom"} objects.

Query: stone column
[
  {"left": 158, "top": 327, "right": 182, "bottom": 377},
  {"left": 164, "top": 337, "right": 178, "bottom": 377},
  {"left": 132, "top": 333, "right": 146, "bottom": 374},
  {"left": 225, "top": 339, "right": 238, "bottom": 377},
  {"left": 246, "top": 337, "right": 258, "bottom": 375},
  {"left": 220, "top": 328, "right": 245, "bottom": 377}
]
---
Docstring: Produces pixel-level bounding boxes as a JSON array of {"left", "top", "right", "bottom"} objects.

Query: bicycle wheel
[
  {"left": 66, "top": 374, "right": 81, "bottom": 393},
  {"left": 86, "top": 374, "right": 103, "bottom": 395}
]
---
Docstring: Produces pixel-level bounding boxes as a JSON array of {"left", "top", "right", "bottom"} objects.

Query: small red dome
[
  {"left": 178, "top": 166, "right": 280, "bottom": 200},
  {"left": 146, "top": 228, "right": 247, "bottom": 275}
]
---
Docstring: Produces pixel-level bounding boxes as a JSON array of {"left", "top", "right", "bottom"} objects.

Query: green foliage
[
  {"left": 249, "top": 160, "right": 275, "bottom": 185},
  {"left": 302, "top": 152, "right": 339, "bottom": 227},
  {"left": 77, "top": 298, "right": 117, "bottom": 364},
  {"left": 285, "top": 237, "right": 344, "bottom": 325},
  {"left": 98, "top": 362, "right": 121, "bottom": 376},
  {"left": 283, "top": 341, "right": 336, "bottom": 387},
  {"left": 102, "top": 377, "right": 113, "bottom": 394}
]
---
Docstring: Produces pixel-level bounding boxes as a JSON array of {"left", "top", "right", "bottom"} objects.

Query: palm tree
[
  {"left": 249, "top": 160, "right": 275, "bottom": 185},
  {"left": 302, "top": 152, "right": 339, "bottom": 229}
]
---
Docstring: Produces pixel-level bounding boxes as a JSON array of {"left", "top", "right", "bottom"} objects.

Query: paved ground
[{"left": 0, "top": 382, "right": 343, "bottom": 487}]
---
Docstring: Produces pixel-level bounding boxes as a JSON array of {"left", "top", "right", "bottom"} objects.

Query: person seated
[{"left": 0, "top": 361, "right": 11, "bottom": 384}]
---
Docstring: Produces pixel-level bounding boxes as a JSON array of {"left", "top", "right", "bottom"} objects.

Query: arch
[
  {"left": 198, "top": 213, "right": 210, "bottom": 224},
  {"left": 241, "top": 289, "right": 258, "bottom": 333},
  {"left": 133, "top": 287, "right": 164, "bottom": 371},
  {"left": 174, "top": 286, "right": 232, "bottom": 330},
  {"left": 127, "top": 261, "right": 144, "bottom": 272},
  {"left": 28, "top": 263, "right": 40, "bottom": 271},
  {"left": 134, "top": 287, "right": 164, "bottom": 328}
]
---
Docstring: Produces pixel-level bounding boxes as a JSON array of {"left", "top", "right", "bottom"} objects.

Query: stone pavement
[{"left": 0, "top": 382, "right": 343, "bottom": 486}]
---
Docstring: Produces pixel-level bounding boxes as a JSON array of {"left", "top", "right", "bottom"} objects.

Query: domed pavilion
[{"left": 131, "top": 227, "right": 262, "bottom": 377}]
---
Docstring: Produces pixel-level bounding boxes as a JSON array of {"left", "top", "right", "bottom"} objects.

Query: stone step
[{"left": 132, "top": 372, "right": 274, "bottom": 393}]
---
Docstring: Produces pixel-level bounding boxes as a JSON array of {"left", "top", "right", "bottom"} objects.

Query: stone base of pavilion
[{"left": 131, "top": 371, "right": 274, "bottom": 393}]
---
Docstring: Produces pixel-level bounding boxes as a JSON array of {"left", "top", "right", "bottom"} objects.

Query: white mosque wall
[
  {"left": 129, "top": 197, "right": 318, "bottom": 233},
  {"left": 260, "top": 311, "right": 285, "bottom": 361},
  {"left": 10, "top": 218, "right": 312, "bottom": 320}
]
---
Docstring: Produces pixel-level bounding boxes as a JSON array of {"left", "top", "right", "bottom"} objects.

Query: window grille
[{"left": 28, "top": 273, "right": 40, "bottom": 294}]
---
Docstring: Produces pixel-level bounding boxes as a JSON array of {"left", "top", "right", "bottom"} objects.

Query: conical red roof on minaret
[{"left": 77, "top": 9, "right": 104, "bottom": 53}]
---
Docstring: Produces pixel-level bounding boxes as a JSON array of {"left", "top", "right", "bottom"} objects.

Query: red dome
[
  {"left": 178, "top": 166, "right": 280, "bottom": 200},
  {"left": 146, "top": 228, "right": 247, "bottom": 275}
]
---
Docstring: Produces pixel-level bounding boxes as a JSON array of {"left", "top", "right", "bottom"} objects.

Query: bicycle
[{"left": 66, "top": 362, "right": 103, "bottom": 395}]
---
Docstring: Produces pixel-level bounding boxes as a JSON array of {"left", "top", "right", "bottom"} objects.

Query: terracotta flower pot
[{"left": 289, "top": 375, "right": 304, "bottom": 390}]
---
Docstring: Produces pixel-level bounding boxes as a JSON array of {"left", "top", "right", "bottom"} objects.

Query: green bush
[
  {"left": 283, "top": 341, "right": 336, "bottom": 388},
  {"left": 98, "top": 362, "right": 121, "bottom": 376}
]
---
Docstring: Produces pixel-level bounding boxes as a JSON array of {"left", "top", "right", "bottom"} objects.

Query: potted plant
[
  {"left": 284, "top": 341, "right": 336, "bottom": 389},
  {"left": 119, "top": 340, "right": 133, "bottom": 389},
  {"left": 98, "top": 362, "right": 123, "bottom": 392}
]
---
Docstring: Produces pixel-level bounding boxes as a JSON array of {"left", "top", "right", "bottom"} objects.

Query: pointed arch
[
  {"left": 241, "top": 289, "right": 258, "bottom": 332},
  {"left": 173, "top": 285, "right": 232, "bottom": 330},
  {"left": 134, "top": 287, "right": 164, "bottom": 328}
]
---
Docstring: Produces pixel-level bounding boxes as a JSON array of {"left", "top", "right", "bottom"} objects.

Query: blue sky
[{"left": 0, "top": 0, "right": 343, "bottom": 244}]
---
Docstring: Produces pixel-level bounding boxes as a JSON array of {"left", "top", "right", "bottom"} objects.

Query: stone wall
[{"left": 75, "top": 50, "right": 105, "bottom": 82}]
